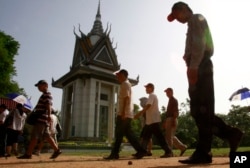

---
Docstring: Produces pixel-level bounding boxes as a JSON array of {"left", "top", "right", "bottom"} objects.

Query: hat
[
  {"left": 144, "top": 83, "right": 154, "bottom": 89},
  {"left": 164, "top": 87, "right": 173, "bottom": 92},
  {"left": 115, "top": 69, "right": 128, "bottom": 78},
  {"left": 35, "top": 80, "right": 48, "bottom": 86},
  {"left": 167, "top": 1, "right": 188, "bottom": 22}
]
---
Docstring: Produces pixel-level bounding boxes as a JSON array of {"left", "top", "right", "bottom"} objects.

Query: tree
[
  {"left": 177, "top": 99, "right": 225, "bottom": 148},
  {"left": 0, "top": 31, "right": 25, "bottom": 96},
  {"left": 176, "top": 99, "right": 198, "bottom": 148},
  {"left": 131, "top": 104, "right": 143, "bottom": 138},
  {"left": 177, "top": 100, "right": 250, "bottom": 148},
  {"left": 226, "top": 105, "right": 250, "bottom": 146}
]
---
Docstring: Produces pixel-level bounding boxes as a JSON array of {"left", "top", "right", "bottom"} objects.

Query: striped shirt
[{"left": 34, "top": 91, "right": 53, "bottom": 123}]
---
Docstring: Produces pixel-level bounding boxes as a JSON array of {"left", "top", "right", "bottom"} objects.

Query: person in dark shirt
[
  {"left": 17, "top": 80, "right": 61, "bottom": 159},
  {"left": 167, "top": 2, "right": 243, "bottom": 164},
  {"left": 163, "top": 88, "right": 187, "bottom": 156}
]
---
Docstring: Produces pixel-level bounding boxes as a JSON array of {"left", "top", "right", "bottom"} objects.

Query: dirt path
[{"left": 0, "top": 154, "right": 230, "bottom": 168}]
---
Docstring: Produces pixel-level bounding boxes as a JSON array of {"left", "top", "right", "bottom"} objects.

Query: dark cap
[
  {"left": 144, "top": 83, "right": 154, "bottom": 89},
  {"left": 35, "top": 80, "right": 48, "bottom": 86},
  {"left": 115, "top": 69, "right": 128, "bottom": 78},
  {"left": 164, "top": 87, "right": 173, "bottom": 92},
  {"left": 167, "top": 1, "right": 188, "bottom": 22}
]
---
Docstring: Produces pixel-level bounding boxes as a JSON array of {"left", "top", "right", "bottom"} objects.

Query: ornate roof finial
[
  {"left": 89, "top": 0, "right": 103, "bottom": 36},
  {"left": 97, "top": 0, "right": 101, "bottom": 20},
  {"left": 78, "top": 24, "right": 86, "bottom": 38},
  {"left": 73, "top": 26, "right": 80, "bottom": 39}
]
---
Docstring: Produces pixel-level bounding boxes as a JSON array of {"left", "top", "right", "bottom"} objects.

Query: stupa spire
[{"left": 90, "top": 0, "right": 103, "bottom": 36}]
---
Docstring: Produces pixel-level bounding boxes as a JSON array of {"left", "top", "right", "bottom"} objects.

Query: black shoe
[
  {"left": 133, "top": 152, "right": 152, "bottom": 157},
  {"left": 229, "top": 128, "right": 243, "bottom": 152},
  {"left": 50, "top": 149, "right": 62, "bottom": 159},
  {"left": 103, "top": 154, "right": 119, "bottom": 160},
  {"left": 133, "top": 152, "right": 146, "bottom": 159},
  {"left": 17, "top": 154, "right": 32, "bottom": 159},
  {"left": 179, "top": 152, "right": 212, "bottom": 164},
  {"left": 147, "top": 151, "right": 152, "bottom": 156},
  {"left": 160, "top": 152, "right": 173, "bottom": 158},
  {"left": 5, "top": 154, "right": 11, "bottom": 157}
]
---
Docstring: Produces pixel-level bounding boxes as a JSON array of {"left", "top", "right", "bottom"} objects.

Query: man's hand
[
  {"left": 47, "top": 115, "right": 52, "bottom": 122},
  {"left": 172, "top": 118, "right": 177, "bottom": 127},
  {"left": 187, "top": 68, "right": 198, "bottom": 85},
  {"left": 121, "top": 114, "right": 126, "bottom": 120},
  {"left": 134, "top": 111, "right": 142, "bottom": 119}
]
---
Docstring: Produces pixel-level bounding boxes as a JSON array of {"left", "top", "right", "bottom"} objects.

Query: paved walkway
[{"left": 0, "top": 154, "right": 230, "bottom": 168}]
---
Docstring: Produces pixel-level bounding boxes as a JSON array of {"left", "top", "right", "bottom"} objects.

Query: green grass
[{"left": 61, "top": 146, "right": 250, "bottom": 157}]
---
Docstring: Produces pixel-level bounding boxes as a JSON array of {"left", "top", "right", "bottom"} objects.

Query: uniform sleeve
[{"left": 187, "top": 15, "right": 206, "bottom": 69}]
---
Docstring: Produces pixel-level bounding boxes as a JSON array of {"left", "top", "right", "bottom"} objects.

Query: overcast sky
[{"left": 1, "top": 0, "right": 250, "bottom": 114}]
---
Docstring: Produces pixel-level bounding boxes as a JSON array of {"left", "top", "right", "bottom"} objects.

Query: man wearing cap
[
  {"left": 104, "top": 69, "right": 146, "bottom": 160},
  {"left": 163, "top": 88, "right": 187, "bottom": 156},
  {"left": 167, "top": 2, "right": 243, "bottom": 164},
  {"left": 135, "top": 83, "right": 173, "bottom": 158},
  {"left": 0, "top": 104, "right": 9, "bottom": 157},
  {"left": 137, "top": 97, "right": 152, "bottom": 156},
  {"left": 17, "top": 80, "right": 61, "bottom": 159}
]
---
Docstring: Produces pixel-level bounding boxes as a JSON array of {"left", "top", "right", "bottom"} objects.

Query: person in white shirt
[
  {"left": 135, "top": 83, "right": 172, "bottom": 158},
  {"left": 104, "top": 69, "right": 146, "bottom": 160},
  {"left": 0, "top": 104, "right": 9, "bottom": 157},
  {"left": 5, "top": 103, "right": 27, "bottom": 157},
  {"left": 139, "top": 97, "right": 152, "bottom": 156}
]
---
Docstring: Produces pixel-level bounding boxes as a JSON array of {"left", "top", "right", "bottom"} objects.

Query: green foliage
[
  {"left": 131, "top": 104, "right": 143, "bottom": 138},
  {"left": 127, "top": 99, "right": 250, "bottom": 149},
  {"left": 0, "top": 30, "right": 25, "bottom": 97},
  {"left": 226, "top": 105, "right": 250, "bottom": 146},
  {"left": 175, "top": 100, "right": 250, "bottom": 148},
  {"left": 176, "top": 111, "right": 198, "bottom": 148}
]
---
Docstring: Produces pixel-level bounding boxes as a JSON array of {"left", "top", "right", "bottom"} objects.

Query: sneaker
[
  {"left": 103, "top": 154, "right": 119, "bottom": 160},
  {"left": 160, "top": 152, "right": 173, "bottom": 158},
  {"left": 33, "top": 151, "right": 40, "bottom": 156},
  {"left": 5, "top": 154, "right": 11, "bottom": 157},
  {"left": 229, "top": 128, "right": 244, "bottom": 152},
  {"left": 17, "top": 154, "right": 32, "bottom": 159},
  {"left": 49, "top": 149, "right": 62, "bottom": 159}
]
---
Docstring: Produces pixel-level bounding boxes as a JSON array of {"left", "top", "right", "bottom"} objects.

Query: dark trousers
[
  {"left": 142, "top": 123, "right": 171, "bottom": 153},
  {"left": 111, "top": 116, "right": 145, "bottom": 155},
  {"left": 188, "top": 58, "right": 232, "bottom": 155},
  {"left": 6, "top": 128, "right": 19, "bottom": 146},
  {"left": 0, "top": 125, "right": 6, "bottom": 155}
]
